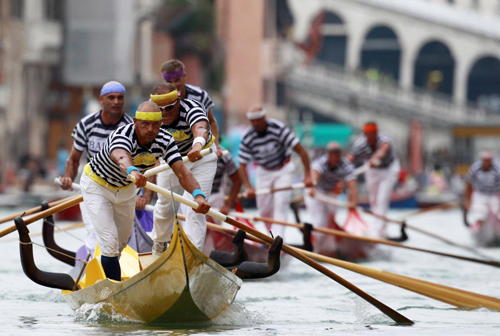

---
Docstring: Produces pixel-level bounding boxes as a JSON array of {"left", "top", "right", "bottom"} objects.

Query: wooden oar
[
  {"left": 313, "top": 193, "right": 492, "bottom": 259},
  {"left": 204, "top": 222, "right": 500, "bottom": 310},
  {"left": 229, "top": 182, "right": 312, "bottom": 200},
  {"left": 397, "top": 201, "right": 460, "bottom": 221},
  {"left": 0, "top": 195, "right": 80, "bottom": 225},
  {"left": 229, "top": 212, "right": 500, "bottom": 268},
  {"left": 0, "top": 196, "right": 83, "bottom": 239},
  {"left": 143, "top": 148, "right": 227, "bottom": 178},
  {"left": 129, "top": 175, "right": 413, "bottom": 325}
]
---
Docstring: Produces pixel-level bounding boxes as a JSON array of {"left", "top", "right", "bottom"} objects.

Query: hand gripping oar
[
  {"left": 229, "top": 212, "right": 500, "bottom": 268},
  {"left": 128, "top": 175, "right": 413, "bottom": 325},
  {"left": 0, "top": 195, "right": 80, "bottom": 225},
  {"left": 313, "top": 193, "right": 493, "bottom": 260},
  {"left": 0, "top": 196, "right": 83, "bottom": 239},
  {"left": 204, "top": 222, "right": 500, "bottom": 311}
]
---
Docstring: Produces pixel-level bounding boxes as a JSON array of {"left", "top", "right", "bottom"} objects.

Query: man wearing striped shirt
[
  {"left": 161, "top": 59, "right": 222, "bottom": 157},
  {"left": 59, "top": 81, "right": 133, "bottom": 255},
  {"left": 346, "top": 122, "right": 400, "bottom": 238},
  {"left": 238, "top": 106, "right": 312, "bottom": 238},
  {"left": 79, "top": 101, "right": 210, "bottom": 280},
  {"left": 464, "top": 150, "right": 500, "bottom": 225},
  {"left": 305, "top": 142, "right": 358, "bottom": 253},
  {"left": 150, "top": 83, "right": 218, "bottom": 254}
]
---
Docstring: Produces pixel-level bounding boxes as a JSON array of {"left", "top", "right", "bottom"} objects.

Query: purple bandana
[{"left": 162, "top": 68, "right": 185, "bottom": 81}]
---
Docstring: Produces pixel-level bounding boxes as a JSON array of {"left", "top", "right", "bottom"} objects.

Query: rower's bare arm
[
  {"left": 138, "top": 161, "right": 158, "bottom": 210},
  {"left": 371, "top": 142, "right": 390, "bottom": 166},
  {"left": 110, "top": 148, "right": 147, "bottom": 187},
  {"left": 346, "top": 179, "right": 358, "bottom": 209},
  {"left": 464, "top": 181, "right": 473, "bottom": 211},
  {"left": 170, "top": 160, "right": 211, "bottom": 213},
  {"left": 188, "top": 121, "right": 209, "bottom": 162},
  {"left": 222, "top": 172, "right": 243, "bottom": 214},
  {"left": 345, "top": 153, "right": 355, "bottom": 163},
  {"left": 207, "top": 109, "right": 222, "bottom": 157},
  {"left": 238, "top": 163, "right": 256, "bottom": 198},
  {"left": 293, "top": 142, "right": 312, "bottom": 186},
  {"left": 60, "top": 146, "right": 83, "bottom": 190}
]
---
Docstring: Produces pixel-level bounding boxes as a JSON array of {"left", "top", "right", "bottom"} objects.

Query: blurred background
[{"left": 0, "top": 0, "right": 499, "bottom": 207}]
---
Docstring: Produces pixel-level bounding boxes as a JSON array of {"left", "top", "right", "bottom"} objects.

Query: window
[
  {"left": 10, "top": 0, "right": 24, "bottom": 19},
  {"left": 45, "top": 0, "right": 64, "bottom": 21}
]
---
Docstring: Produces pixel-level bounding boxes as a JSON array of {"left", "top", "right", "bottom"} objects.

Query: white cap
[
  {"left": 246, "top": 107, "right": 266, "bottom": 120},
  {"left": 480, "top": 150, "right": 493, "bottom": 160}
]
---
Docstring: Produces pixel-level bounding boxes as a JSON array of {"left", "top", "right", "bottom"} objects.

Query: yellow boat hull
[{"left": 62, "top": 223, "right": 242, "bottom": 324}]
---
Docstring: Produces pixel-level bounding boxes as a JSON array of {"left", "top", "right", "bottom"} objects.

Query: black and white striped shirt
[
  {"left": 238, "top": 119, "right": 300, "bottom": 170},
  {"left": 350, "top": 132, "right": 396, "bottom": 168},
  {"left": 72, "top": 110, "right": 133, "bottom": 162},
  {"left": 185, "top": 84, "right": 214, "bottom": 112},
  {"left": 313, "top": 157, "right": 356, "bottom": 192},
  {"left": 212, "top": 147, "right": 238, "bottom": 194},
  {"left": 161, "top": 99, "right": 212, "bottom": 156},
  {"left": 89, "top": 124, "right": 181, "bottom": 188},
  {"left": 465, "top": 160, "right": 500, "bottom": 194}
]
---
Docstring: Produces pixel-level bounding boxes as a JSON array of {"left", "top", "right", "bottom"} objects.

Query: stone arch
[
  {"left": 317, "top": 11, "right": 347, "bottom": 67},
  {"left": 413, "top": 40, "right": 455, "bottom": 96},
  {"left": 467, "top": 56, "right": 500, "bottom": 112},
  {"left": 360, "top": 25, "right": 401, "bottom": 82}
]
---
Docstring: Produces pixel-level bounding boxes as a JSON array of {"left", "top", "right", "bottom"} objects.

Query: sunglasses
[
  {"left": 327, "top": 149, "right": 342, "bottom": 154},
  {"left": 159, "top": 99, "right": 178, "bottom": 112}
]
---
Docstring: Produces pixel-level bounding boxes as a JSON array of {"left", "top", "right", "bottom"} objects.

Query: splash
[
  {"left": 352, "top": 296, "right": 393, "bottom": 325},
  {"left": 211, "top": 303, "right": 266, "bottom": 326},
  {"left": 74, "top": 302, "right": 140, "bottom": 324}
]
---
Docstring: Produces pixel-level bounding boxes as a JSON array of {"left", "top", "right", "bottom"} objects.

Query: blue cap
[{"left": 100, "top": 81, "right": 126, "bottom": 96}]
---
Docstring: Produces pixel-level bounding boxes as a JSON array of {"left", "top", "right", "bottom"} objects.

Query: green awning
[{"left": 294, "top": 123, "right": 354, "bottom": 148}]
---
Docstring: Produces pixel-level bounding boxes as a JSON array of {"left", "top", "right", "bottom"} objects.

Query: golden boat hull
[{"left": 62, "top": 223, "right": 242, "bottom": 324}]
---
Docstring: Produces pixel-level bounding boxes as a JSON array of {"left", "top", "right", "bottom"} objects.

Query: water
[{"left": 1, "top": 207, "right": 499, "bottom": 335}]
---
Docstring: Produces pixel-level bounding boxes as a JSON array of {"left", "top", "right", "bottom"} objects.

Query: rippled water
[{"left": 0, "top": 207, "right": 499, "bottom": 335}]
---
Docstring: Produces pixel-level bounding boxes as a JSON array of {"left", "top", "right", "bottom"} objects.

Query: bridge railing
[{"left": 287, "top": 61, "right": 496, "bottom": 125}]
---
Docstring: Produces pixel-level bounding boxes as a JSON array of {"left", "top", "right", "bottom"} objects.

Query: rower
[
  {"left": 346, "top": 122, "right": 400, "bottom": 238},
  {"left": 209, "top": 143, "right": 242, "bottom": 218},
  {"left": 305, "top": 142, "right": 358, "bottom": 252},
  {"left": 238, "top": 105, "right": 312, "bottom": 238},
  {"left": 150, "top": 83, "right": 218, "bottom": 255},
  {"left": 464, "top": 150, "right": 500, "bottom": 226},
  {"left": 161, "top": 59, "right": 222, "bottom": 157},
  {"left": 58, "top": 81, "right": 134, "bottom": 256},
  {"left": 79, "top": 101, "right": 210, "bottom": 280}
]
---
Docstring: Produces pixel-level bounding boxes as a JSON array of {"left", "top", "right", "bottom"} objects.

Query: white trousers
[
  {"left": 469, "top": 192, "right": 500, "bottom": 223},
  {"left": 365, "top": 159, "right": 400, "bottom": 237},
  {"left": 79, "top": 173, "right": 137, "bottom": 257},
  {"left": 256, "top": 161, "right": 295, "bottom": 238},
  {"left": 153, "top": 144, "right": 217, "bottom": 250},
  {"left": 304, "top": 190, "right": 338, "bottom": 250},
  {"left": 79, "top": 200, "right": 96, "bottom": 256}
]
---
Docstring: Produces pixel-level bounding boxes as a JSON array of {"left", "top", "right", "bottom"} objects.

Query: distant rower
[
  {"left": 238, "top": 105, "right": 311, "bottom": 238},
  {"left": 346, "top": 122, "right": 400, "bottom": 238},
  {"left": 464, "top": 150, "right": 500, "bottom": 226},
  {"left": 306, "top": 142, "right": 358, "bottom": 253}
]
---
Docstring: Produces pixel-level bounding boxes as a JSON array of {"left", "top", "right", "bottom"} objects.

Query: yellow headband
[
  {"left": 135, "top": 111, "right": 162, "bottom": 121},
  {"left": 150, "top": 90, "right": 179, "bottom": 106}
]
